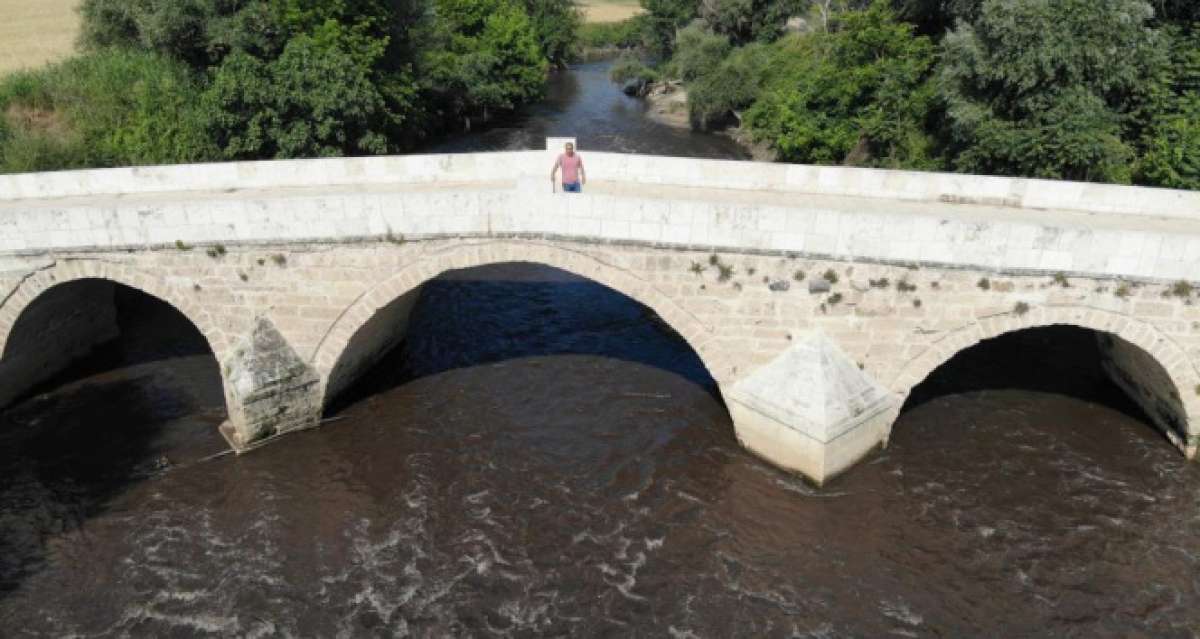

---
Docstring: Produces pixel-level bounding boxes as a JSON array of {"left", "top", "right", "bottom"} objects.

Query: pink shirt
[{"left": 557, "top": 153, "right": 582, "bottom": 184}]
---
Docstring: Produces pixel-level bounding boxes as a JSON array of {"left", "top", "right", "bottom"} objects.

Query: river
[{"left": 1, "top": 61, "right": 1198, "bottom": 637}]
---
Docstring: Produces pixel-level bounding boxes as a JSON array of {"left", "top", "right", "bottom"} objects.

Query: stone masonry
[{"left": 2, "top": 146, "right": 1199, "bottom": 483}]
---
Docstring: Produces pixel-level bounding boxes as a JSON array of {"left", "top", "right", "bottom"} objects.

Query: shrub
[
  {"left": 742, "top": 2, "right": 938, "bottom": 168},
  {"left": 687, "top": 41, "right": 775, "bottom": 129},
  {"left": 203, "top": 37, "right": 391, "bottom": 160},
  {"left": 578, "top": 17, "right": 646, "bottom": 49},
  {"left": 671, "top": 22, "right": 732, "bottom": 83},
  {"left": 610, "top": 52, "right": 659, "bottom": 85},
  {"left": 0, "top": 48, "right": 215, "bottom": 173}
]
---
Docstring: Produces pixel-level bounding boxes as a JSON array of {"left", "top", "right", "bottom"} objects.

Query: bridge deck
[{"left": 3, "top": 152, "right": 1199, "bottom": 281}]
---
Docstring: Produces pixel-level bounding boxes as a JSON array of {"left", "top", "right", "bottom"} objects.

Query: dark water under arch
[{"left": 1, "top": 63, "right": 1198, "bottom": 636}]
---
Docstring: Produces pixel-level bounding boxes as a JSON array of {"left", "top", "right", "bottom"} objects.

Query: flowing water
[
  {"left": 1, "top": 62, "right": 1199, "bottom": 637},
  {"left": 426, "top": 62, "right": 749, "bottom": 158}
]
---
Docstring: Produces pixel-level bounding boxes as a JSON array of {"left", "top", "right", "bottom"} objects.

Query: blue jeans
[{"left": 562, "top": 181, "right": 582, "bottom": 193}]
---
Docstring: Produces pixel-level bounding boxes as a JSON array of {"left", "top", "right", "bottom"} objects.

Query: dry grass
[
  {"left": 580, "top": 0, "right": 643, "bottom": 23},
  {"left": 0, "top": 0, "right": 80, "bottom": 74},
  {"left": 5, "top": 103, "right": 69, "bottom": 135}
]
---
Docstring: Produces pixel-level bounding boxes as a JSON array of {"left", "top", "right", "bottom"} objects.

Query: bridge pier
[
  {"left": 219, "top": 317, "right": 322, "bottom": 450},
  {"left": 725, "top": 332, "right": 897, "bottom": 485}
]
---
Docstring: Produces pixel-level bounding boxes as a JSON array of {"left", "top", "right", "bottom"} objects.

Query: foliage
[
  {"left": 699, "top": 0, "right": 805, "bottom": 44},
  {"left": 610, "top": 52, "right": 660, "bottom": 85},
  {"left": 687, "top": 41, "right": 775, "bottom": 127},
  {"left": 578, "top": 17, "right": 647, "bottom": 49},
  {"left": 79, "top": 0, "right": 284, "bottom": 67},
  {"left": 5, "top": 0, "right": 565, "bottom": 172},
  {"left": 938, "top": 0, "right": 1169, "bottom": 183},
  {"left": 671, "top": 22, "right": 732, "bottom": 82},
  {"left": 639, "top": 0, "right": 807, "bottom": 52},
  {"left": 640, "top": 0, "right": 701, "bottom": 56},
  {"left": 1135, "top": 28, "right": 1200, "bottom": 189},
  {"left": 422, "top": 0, "right": 549, "bottom": 126},
  {"left": 892, "top": 0, "right": 981, "bottom": 36},
  {"left": 1150, "top": 0, "right": 1200, "bottom": 26},
  {"left": 523, "top": 0, "right": 583, "bottom": 65},
  {"left": 202, "top": 36, "right": 392, "bottom": 159},
  {"left": 0, "top": 48, "right": 214, "bottom": 173},
  {"left": 742, "top": 1, "right": 938, "bottom": 167}
]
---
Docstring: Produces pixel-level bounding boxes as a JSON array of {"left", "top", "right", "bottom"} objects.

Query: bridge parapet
[
  {"left": 3, "top": 154, "right": 1200, "bottom": 282},
  {"left": 4, "top": 150, "right": 1199, "bottom": 218}
]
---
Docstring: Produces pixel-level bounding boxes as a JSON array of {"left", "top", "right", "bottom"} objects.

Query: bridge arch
[
  {"left": 311, "top": 240, "right": 727, "bottom": 407},
  {"left": 0, "top": 261, "right": 231, "bottom": 410},
  {"left": 889, "top": 304, "right": 1200, "bottom": 457},
  {"left": 0, "top": 261, "right": 227, "bottom": 360}
]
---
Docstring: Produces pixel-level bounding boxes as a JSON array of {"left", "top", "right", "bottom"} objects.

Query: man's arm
[
  {"left": 579, "top": 158, "right": 586, "bottom": 185},
  {"left": 550, "top": 155, "right": 561, "bottom": 183}
]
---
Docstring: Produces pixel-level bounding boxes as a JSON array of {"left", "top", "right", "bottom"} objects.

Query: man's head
[{"left": 564, "top": 142, "right": 575, "bottom": 156}]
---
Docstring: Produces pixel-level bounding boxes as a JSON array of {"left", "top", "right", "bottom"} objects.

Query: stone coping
[{"left": 2, "top": 151, "right": 1197, "bottom": 220}]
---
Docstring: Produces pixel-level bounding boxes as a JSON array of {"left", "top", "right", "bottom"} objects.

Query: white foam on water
[{"left": 879, "top": 598, "right": 924, "bottom": 626}]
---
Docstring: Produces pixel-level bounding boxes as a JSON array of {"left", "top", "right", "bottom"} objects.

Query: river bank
[
  {"left": 637, "top": 79, "right": 777, "bottom": 161},
  {"left": 425, "top": 60, "right": 750, "bottom": 159}
]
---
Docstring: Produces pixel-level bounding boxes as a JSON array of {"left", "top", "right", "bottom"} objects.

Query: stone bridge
[{"left": 3, "top": 143, "right": 1200, "bottom": 484}]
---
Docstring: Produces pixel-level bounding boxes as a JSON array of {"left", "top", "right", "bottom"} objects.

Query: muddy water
[{"left": 1, "top": 266, "right": 1198, "bottom": 637}]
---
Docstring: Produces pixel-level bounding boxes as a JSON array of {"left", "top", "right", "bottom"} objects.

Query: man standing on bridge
[{"left": 551, "top": 142, "right": 586, "bottom": 193}]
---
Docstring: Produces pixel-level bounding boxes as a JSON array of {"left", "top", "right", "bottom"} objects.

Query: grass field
[
  {"left": 0, "top": 0, "right": 79, "bottom": 74},
  {"left": 580, "top": 0, "right": 643, "bottom": 23}
]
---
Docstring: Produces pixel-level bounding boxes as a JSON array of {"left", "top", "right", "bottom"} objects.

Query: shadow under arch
[
  {"left": 1, "top": 266, "right": 230, "bottom": 411},
  {"left": 317, "top": 257, "right": 728, "bottom": 416},
  {"left": 0, "top": 264, "right": 228, "bottom": 365},
  {"left": 313, "top": 241, "right": 729, "bottom": 410},
  {"left": 0, "top": 277, "right": 230, "bottom": 599},
  {"left": 891, "top": 307, "right": 1199, "bottom": 456}
]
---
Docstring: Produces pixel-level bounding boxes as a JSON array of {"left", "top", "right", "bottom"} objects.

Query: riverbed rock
[{"left": 640, "top": 81, "right": 690, "bottom": 129}]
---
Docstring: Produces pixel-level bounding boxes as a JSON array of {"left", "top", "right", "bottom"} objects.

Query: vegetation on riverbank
[
  {"left": 622, "top": 0, "right": 1200, "bottom": 190},
  {"left": 0, "top": 0, "right": 580, "bottom": 173}
]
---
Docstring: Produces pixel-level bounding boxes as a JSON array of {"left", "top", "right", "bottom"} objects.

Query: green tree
[
  {"left": 640, "top": 0, "right": 700, "bottom": 56},
  {"left": 202, "top": 36, "right": 391, "bottom": 159},
  {"left": 423, "top": 0, "right": 548, "bottom": 127},
  {"left": 892, "top": 0, "right": 980, "bottom": 36},
  {"left": 687, "top": 41, "right": 774, "bottom": 127},
  {"left": 671, "top": 22, "right": 732, "bottom": 82},
  {"left": 938, "top": 0, "right": 1169, "bottom": 183},
  {"left": 522, "top": 0, "right": 582, "bottom": 65},
  {"left": 79, "top": 0, "right": 284, "bottom": 67},
  {"left": 0, "top": 48, "right": 214, "bottom": 172},
  {"left": 1135, "top": 27, "right": 1200, "bottom": 188},
  {"left": 743, "top": 1, "right": 937, "bottom": 167},
  {"left": 699, "top": 0, "right": 805, "bottom": 44},
  {"left": 1150, "top": 0, "right": 1200, "bottom": 26},
  {"left": 1137, "top": 95, "right": 1200, "bottom": 189}
]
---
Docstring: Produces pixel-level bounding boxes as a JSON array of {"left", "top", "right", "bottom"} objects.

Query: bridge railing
[{"left": 2, "top": 148, "right": 1198, "bottom": 220}]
